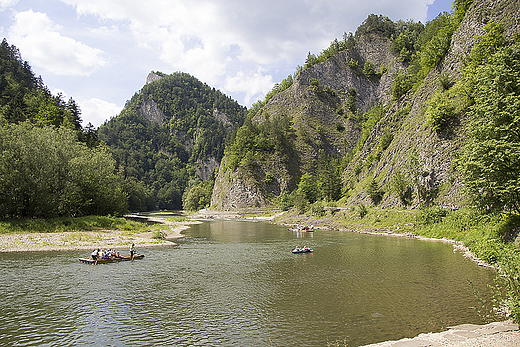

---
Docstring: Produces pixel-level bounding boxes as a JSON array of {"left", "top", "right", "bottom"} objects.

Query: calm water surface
[{"left": 0, "top": 220, "right": 496, "bottom": 346}]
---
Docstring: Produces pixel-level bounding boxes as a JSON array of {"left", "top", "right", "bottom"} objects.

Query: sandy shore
[{"left": 0, "top": 216, "right": 199, "bottom": 252}]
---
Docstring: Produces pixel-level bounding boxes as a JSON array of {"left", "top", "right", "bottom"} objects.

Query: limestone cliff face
[
  {"left": 344, "top": 0, "right": 520, "bottom": 207},
  {"left": 211, "top": 0, "right": 520, "bottom": 210},
  {"left": 146, "top": 72, "right": 164, "bottom": 85},
  {"left": 139, "top": 96, "right": 164, "bottom": 125},
  {"left": 211, "top": 35, "right": 406, "bottom": 209}
]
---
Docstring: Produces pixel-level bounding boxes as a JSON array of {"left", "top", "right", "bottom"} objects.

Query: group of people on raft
[
  {"left": 291, "top": 224, "right": 314, "bottom": 232},
  {"left": 292, "top": 246, "right": 313, "bottom": 253},
  {"left": 90, "top": 244, "right": 136, "bottom": 260}
]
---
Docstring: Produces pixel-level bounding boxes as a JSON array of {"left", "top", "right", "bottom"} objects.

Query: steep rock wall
[
  {"left": 211, "top": 35, "right": 404, "bottom": 209},
  {"left": 344, "top": 0, "right": 520, "bottom": 207}
]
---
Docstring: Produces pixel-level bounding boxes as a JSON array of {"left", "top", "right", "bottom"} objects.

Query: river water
[{"left": 0, "top": 220, "right": 496, "bottom": 346}]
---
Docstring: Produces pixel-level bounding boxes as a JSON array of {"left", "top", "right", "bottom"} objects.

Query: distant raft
[
  {"left": 291, "top": 247, "right": 313, "bottom": 254},
  {"left": 79, "top": 254, "right": 145, "bottom": 264},
  {"left": 289, "top": 225, "right": 314, "bottom": 232}
]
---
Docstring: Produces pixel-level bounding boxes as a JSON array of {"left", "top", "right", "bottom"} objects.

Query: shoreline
[
  {"left": 1, "top": 210, "right": 518, "bottom": 345},
  {"left": 0, "top": 216, "right": 199, "bottom": 253},
  {"left": 0, "top": 210, "right": 494, "bottom": 270}
]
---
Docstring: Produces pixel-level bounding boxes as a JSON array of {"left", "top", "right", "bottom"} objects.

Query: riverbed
[{"left": 0, "top": 219, "right": 497, "bottom": 346}]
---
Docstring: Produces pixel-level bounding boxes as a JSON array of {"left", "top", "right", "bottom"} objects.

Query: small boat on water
[
  {"left": 289, "top": 225, "right": 314, "bottom": 232},
  {"left": 292, "top": 247, "right": 313, "bottom": 253},
  {"left": 79, "top": 254, "right": 145, "bottom": 264}
]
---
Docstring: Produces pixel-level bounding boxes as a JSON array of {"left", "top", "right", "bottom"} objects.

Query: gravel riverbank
[{"left": 0, "top": 216, "right": 198, "bottom": 252}]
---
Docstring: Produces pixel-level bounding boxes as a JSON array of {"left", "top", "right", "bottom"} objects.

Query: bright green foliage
[
  {"left": 424, "top": 22, "right": 505, "bottom": 133},
  {"left": 391, "top": 72, "right": 413, "bottom": 100},
  {"left": 183, "top": 180, "right": 214, "bottom": 211},
  {"left": 264, "top": 74, "right": 294, "bottom": 103},
  {"left": 391, "top": 20, "right": 425, "bottom": 62},
  {"left": 355, "top": 14, "right": 396, "bottom": 38},
  {"left": 426, "top": 90, "right": 456, "bottom": 131},
  {"left": 297, "top": 173, "right": 319, "bottom": 204},
  {"left": 0, "top": 39, "right": 83, "bottom": 132},
  {"left": 317, "top": 159, "right": 342, "bottom": 201},
  {"left": 390, "top": 171, "right": 412, "bottom": 206},
  {"left": 303, "top": 14, "right": 397, "bottom": 72},
  {"left": 304, "top": 52, "right": 319, "bottom": 69},
  {"left": 366, "top": 178, "right": 384, "bottom": 205},
  {"left": 452, "top": 0, "right": 475, "bottom": 27},
  {"left": 348, "top": 58, "right": 358, "bottom": 69},
  {"left": 346, "top": 89, "right": 356, "bottom": 113},
  {"left": 374, "top": 128, "right": 393, "bottom": 161},
  {"left": 362, "top": 61, "right": 376, "bottom": 78},
  {"left": 0, "top": 215, "right": 149, "bottom": 234},
  {"left": 458, "top": 44, "right": 520, "bottom": 209},
  {"left": 99, "top": 72, "right": 246, "bottom": 211},
  {"left": 466, "top": 22, "right": 505, "bottom": 68},
  {"left": 438, "top": 73, "right": 454, "bottom": 90},
  {"left": 0, "top": 122, "right": 126, "bottom": 218},
  {"left": 419, "top": 14, "right": 454, "bottom": 72},
  {"left": 225, "top": 113, "right": 293, "bottom": 172},
  {"left": 354, "top": 104, "right": 387, "bottom": 153}
]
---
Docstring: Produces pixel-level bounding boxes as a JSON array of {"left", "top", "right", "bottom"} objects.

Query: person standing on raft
[{"left": 130, "top": 244, "right": 136, "bottom": 258}]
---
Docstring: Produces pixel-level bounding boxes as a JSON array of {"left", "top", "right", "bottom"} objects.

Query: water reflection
[{"left": 0, "top": 220, "right": 496, "bottom": 346}]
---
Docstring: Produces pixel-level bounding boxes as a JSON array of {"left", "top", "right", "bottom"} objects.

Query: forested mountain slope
[
  {"left": 211, "top": 0, "right": 520, "bottom": 212},
  {"left": 0, "top": 39, "right": 123, "bottom": 218},
  {"left": 98, "top": 72, "right": 246, "bottom": 211}
]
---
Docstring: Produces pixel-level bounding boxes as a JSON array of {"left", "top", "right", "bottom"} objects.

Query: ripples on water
[{"left": 0, "top": 221, "right": 496, "bottom": 346}]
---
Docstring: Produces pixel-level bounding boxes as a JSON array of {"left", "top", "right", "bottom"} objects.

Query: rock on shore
[{"left": 362, "top": 320, "right": 520, "bottom": 346}]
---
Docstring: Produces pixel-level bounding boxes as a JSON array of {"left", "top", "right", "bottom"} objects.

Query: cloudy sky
[{"left": 0, "top": 0, "right": 453, "bottom": 127}]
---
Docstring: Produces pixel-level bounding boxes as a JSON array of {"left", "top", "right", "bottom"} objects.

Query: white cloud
[
  {"left": 58, "top": 0, "right": 437, "bottom": 106},
  {"left": 0, "top": 0, "right": 18, "bottom": 11},
  {"left": 88, "top": 25, "right": 119, "bottom": 36},
  {"left": 79, "top": 98, "right": 122, "bottom": 127},
  {"left": 7, "top": 10, "right": 109, "bottom": 76},
  {"left": 224, "top": 69, "right": 274, "bottom": 106}
]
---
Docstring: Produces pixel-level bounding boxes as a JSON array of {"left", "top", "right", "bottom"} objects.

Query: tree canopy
[
  {"left": 0, "top": 39, "right": 84, "bottom": 133},
  {"left": 98, "top": 72, "right": 246, "bottom": 211},
  {"left": 458, "top": 43, "right": 520, "bottom": 209},
  {"left": 0, "top": 122, "right": 126, "bottom": 218}
]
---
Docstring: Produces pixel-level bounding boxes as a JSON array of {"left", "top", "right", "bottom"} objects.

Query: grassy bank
[
  {"left": 0, "top": 214, "right": 192, "bottom": 252},
  {"left": 0, "top": 215, "right": 150, "bottom": 234},
  {"left": 275, "top": 205, "right": 520, "bottom": 323}
]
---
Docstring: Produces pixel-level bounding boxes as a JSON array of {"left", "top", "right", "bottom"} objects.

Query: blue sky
[{"left": 0, "top": 0, "right": 453, "bottom": 127}]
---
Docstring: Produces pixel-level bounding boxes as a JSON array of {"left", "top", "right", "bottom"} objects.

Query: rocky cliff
[
  {"left": 211, "top": 0, "right": 520, "bottom": 210},
  {"left": 345, "top": 0, "right": 520, "bottom": 207}
]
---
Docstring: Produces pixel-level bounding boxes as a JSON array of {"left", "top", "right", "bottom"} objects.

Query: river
[{"left": 0, "top": 220, "right": 496, "bottom": 346}]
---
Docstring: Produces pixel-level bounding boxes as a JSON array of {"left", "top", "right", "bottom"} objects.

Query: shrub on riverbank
[{"left": 0, "top": 216, "right": 149, "bottom": 234}]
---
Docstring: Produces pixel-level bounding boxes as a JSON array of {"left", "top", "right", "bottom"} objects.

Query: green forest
[
  {"left": 98, "top": 72, "right": 246, "bottom": 212},
  {"left": 0, "top": 39, "right": 121, "bottom": 218},
  {"left": 0, "top": 37, "right": 246, "bottom": 217}
]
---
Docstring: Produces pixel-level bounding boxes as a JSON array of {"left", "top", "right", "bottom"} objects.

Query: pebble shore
[
  {"left": 0, "top": 216, "right": 198, "bottom": 252},
  {"left": 362, "top": 321, "right": 520, "bottom": 347}
]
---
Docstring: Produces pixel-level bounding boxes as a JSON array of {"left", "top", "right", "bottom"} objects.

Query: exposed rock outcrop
[
  {"left": 146, "top": 72, "right": 163, "bottom": 85},
  {"left": 139, "top": 96, "right": 164, "bottom": 125},
  {"left": 211, "top": 34, "right": 405, "bottom": 209},
  {"left": 211, "top": 0, "right": 520, "bottom": 210}
]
